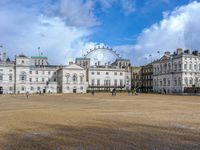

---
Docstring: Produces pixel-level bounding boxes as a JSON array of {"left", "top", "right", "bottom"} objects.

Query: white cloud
[
  {"left": 58, "top": 0, "right": 99, "bottom": 27},
  {"left": 115, "top": 1, "right": 200, "bottom": 66},
  {"left": 120, "top": 0, "right": 136, "bottom": 15}
]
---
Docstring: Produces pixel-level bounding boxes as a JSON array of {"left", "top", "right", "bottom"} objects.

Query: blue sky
[{"left": 0, "top": 0, "right": 200, "bottom": 65}]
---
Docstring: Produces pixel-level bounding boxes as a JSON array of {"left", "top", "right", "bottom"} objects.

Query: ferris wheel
[{"left": 83, "top": 46, "right": 122, "bottom": 65}]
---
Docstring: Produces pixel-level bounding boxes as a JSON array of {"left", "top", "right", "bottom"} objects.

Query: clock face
[{"left": 86, "top": 48, "right": 120, "bottom": 66}]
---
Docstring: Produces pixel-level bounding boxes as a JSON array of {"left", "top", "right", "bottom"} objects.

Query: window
[
  {"left": 120, "top": 79, "right": 123, "bottom": 87},
  {"left": 9, "top": 87, "right": 12, "bottom": 91},
  {"left": 184, "top": 62, "right": 187, "bottom": 70},
  {"left": 120, "top": 72, "right": 123, "bottom": 76},
  {"left": 21, "top": 60, "right": 24, "bottom": 64},
  {"left": 194, "top": 64, "right": 197, "bottom": 70},
  {"left": 66, "top": 86, "right": 70, "bottom": 90},
  {"left": 9, "top": 69, "right": 12, "bottom": 72},
  {"left": 189, "top": 78, "right": 193, "bottom": 85},
  {"left": 195, "top": 77, "right": 198, "bottom": 84},
  {"left": 97, "top": 72, "right": 100, "bottom": 75},
  {"left": 91, "top": 72, "right": 94, "bottom": 75},
  {"left": 80, "top": 76, "right": 83, "bottom": 83},
  {"left": 189, "top": 62, "right": 192, "bottom": 70},
  {"left": 42, "top": 78, "right": 45, "bottom": 82},
  {"left": 114, "top": 79, "right": 117, "bottom": 86},
  {"left": 37, "top": 87, "right": 40, "bottom": 91},
  {"left": 9, "top": 74, "right": 12, "bottom": 81},
  {"left": 185, "top": 77, "right": 188, "bottom": 85},
  {"left": 30, "top": 71, "right": 32, "bottom": 74},
  {"left": 80, "top": 86, "right": 84, "bottom": 90},
  {"left": 106, "top": 72, "right": 109, "bottom": 75},
  {"left": 66, "top": 74, "right": 70, "bottom": 83},
  {"left": 97, "top": 79, "right": 100, "bottom": 86},
  {"left": 178, "top": 63, "right": 181, "bottom": 71},
  {"left": 48, "top": 71, "right": 50, "bottom": 75},
  {"left": 114, "top": 72, "right": 117, "bottom": 75},
  {"left": 21, "top": 86, "right": 25, "bottom": 91},
  {"left": 174, "top": 78, "right": 177, "bottom": 86},
  {"left": 72, "top": 74, "right": 77, "bottom": 83},
  {"left": 54, "top": 78, "right": 56, "bottom": 82},
  {"left": 36, "top": 78, "right": 38, "bottom": 82},
  {"left": 42, "top": 71, "right": 45, "bottom": 75},
  {"left": 91, "top": 79, "right": 95, "bottom": 86},
  {"left": 163, "top": 78, "right": 166, "bottom": 86},
  {"left": 36, "top": 71, "right": 38, "bottom": 74},
  {"left": 29, "top": 78, "right": 32, "bottom": 82},
  {"left": 178, "top": 78, "right": 181, "bottom": 86},
  {"left": 20, "top": 72, "right": 26, "bottom": 82},
  {"left": 168, "top": 80, "right": 170, "bottom": 86}
]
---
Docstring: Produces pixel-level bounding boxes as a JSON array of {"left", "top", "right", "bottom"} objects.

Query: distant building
[
  {"left": 130, "top": 66, "right": 141, "bottom": 90},
  {"left": 140, "top": 63, "right": 153, "bottom": 92},
  {"left": 0, "top": 49, "right": 131, "bottom": 94},
  {"left": 152, "top": 49, "right": 200, "bottom": 93}
]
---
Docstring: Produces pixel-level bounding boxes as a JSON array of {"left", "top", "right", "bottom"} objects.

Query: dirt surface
[{"left": 0, "top": 93, "right": 200, "bottom": 150}]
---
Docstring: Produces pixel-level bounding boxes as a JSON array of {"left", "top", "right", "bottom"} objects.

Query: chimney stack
[
  {"left": 3, "top": 52, "right": 6, "bottom": 61},
  {"left": 0, "top": 51, "right": 2, "bottom": 61},
  {"left": 176, "top": 48, "right": 182, "bottom": 55},
  {"left": 164, "top": 51, "right": 170, "bottom": 56},
  {"left": 184, "top": 49, "right": 190, "bottom": 54},
  {"left": 192, "top": 50, "right": 198, "bottom": 56}
]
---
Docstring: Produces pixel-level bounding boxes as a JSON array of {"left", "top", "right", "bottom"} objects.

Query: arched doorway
[
  {"left": 0, "top": 87, "right": 3, "bottom": 94},
  {"left": 73, "top": 86, "right": 77, "bottom": 93}
]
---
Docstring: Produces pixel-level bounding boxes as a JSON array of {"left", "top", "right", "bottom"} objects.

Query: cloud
[
  {"left": 58, "top": 0, "right": 99, "bottom": 27},
  {"left": 115, "top": 1, "right": 200, "bottom": 66},
  {"left": 120, "top": 0, "right": 136, "bottom": 15},
  {"left": 0, "top": 1, "right": 94, "bottom": 65}
]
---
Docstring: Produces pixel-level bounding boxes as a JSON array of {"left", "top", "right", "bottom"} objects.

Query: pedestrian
[{"left": 26, "top": 92, "right": 29, "bottom": 99}]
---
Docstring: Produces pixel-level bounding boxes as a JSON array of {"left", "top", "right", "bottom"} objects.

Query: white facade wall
[
  {"left": 88, "top": 67, "right": 131, "bottom": 90},
  {"left": 153, "top": 53, "right": 200, "bottom": 93},
  {"left": 0, "top": 62, "right": 15, "bottom": 94}
]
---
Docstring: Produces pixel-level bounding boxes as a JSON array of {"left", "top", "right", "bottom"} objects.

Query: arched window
[
  {"left": 195, "top": 77, "right": 198, "bottom": 85},
  {"left": 189, "top": 77, "right": 193, "bottom": 85},
  {"left": 184, "top": 77, "right": 188, "bottom": 85},
  {"left": 73, "top": 74, "right": 77, "bottom": 83},
  {"left": 189, "top": 62, "right": 192, "bottom": 70},
  {"left": 66, "top": 74, "right": 70, "bottom": 83},
  {"left": 20, "top": 71, "right": 26, "bottom": 82},
  {"left": 184, "top": 62, "right": 187, "bottom": 70},
  {"left": 168, "top": 63, "right": 171, "bottom": 72},
  {"left": 178, "top": 77, "right": 181, "bottom": 86},
  {"left": 194, "top": 63, "right": 197, "bottom": 70}
]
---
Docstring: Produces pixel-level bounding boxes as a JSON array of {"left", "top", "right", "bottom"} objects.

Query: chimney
[
  {"left": 164, "top": 51, "right": 170, "bottom": 56},
  {"left": 176, "top": 48, "right": 182, "bottom": 55},
  {"left": 0, "top": 51, "right": 2, "bottom": 61},
  {"left": 184, "top": 49, "right": 190, "bottom": 54},
  {"left": 192, "top": 50, "right": 198, "bottom": 56},
  {"left": 3, "top": 52, "right": 6, "bottom": 61}
]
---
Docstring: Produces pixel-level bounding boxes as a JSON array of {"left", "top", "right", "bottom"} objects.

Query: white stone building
[
  {"left": 0, "top": 51, "right": 131, "bottom": 94},
  {"left": 153, "top": 49, "right": 200, "bottom": 93}
]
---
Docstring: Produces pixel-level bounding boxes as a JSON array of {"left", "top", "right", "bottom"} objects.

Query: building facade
[
  {"left": 153, "top": 49, "right": 200, "bottom": 93},
  {"left": 0, "top": 52, "right": 131, "bottom": 94}
]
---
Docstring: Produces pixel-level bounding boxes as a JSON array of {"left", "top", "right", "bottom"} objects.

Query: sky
[{"left": 0, "top": 0, "right": 200, "bottom": 66}]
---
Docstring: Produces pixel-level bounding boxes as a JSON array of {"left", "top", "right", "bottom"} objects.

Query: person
[{"left": 26, "top": 92, "right": 29, "bottom": 99}]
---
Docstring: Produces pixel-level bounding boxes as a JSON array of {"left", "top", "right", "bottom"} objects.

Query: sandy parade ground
[{"left": 0, "top": 93, "right": 200, "bottom": 150}]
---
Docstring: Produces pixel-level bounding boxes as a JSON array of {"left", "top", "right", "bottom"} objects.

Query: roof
[
  {"left": 31, "top": 56, "right": 48, "bottom": 59},
  {"left": 75, "top": 57, "right": 90, "bottom": 60},
  {"left": 18, "top": 54, "right": 28, "bottom": 58}
]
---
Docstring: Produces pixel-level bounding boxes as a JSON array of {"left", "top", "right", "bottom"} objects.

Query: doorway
[
  {"left": 0, "top": 87, "right": 3, "bottom": 94},
  {"left": 73, "top": 88, "right": 77, "bottom": 93}
]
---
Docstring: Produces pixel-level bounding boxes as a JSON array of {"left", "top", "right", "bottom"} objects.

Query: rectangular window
[
  {"left": 29, "top": 78, "right": 32, "bottom": 82},
  {"left": 106, "top": 72, "right": 109, "bottom": 75},
  {"left": 91, "top": 79, "right": 95, "bottom": 86},
  {"left": 120, "top": 80, "right": 123, "bottom": 87},
  {"left": 42, "top": 78, "right": 45, "bottom": 82},
  {"left": 30, "top": 71, "right": 32, "bottom": 74},
  {"left": 36, "top": 78, "right": 38, "bottom": 82},
  {"left": 36, "top": 71, "right": 38, "bottom": 74},
  {"left": 114, "top": 79, "right": 117, "bottom": 86},
  {"left": 0, "top": 74, "right": 3, "bottom": 81},
  {"left": 97, "top": 72, "right": 100, "bottom": 75},
  {"left": 9, "top": 75, "right": 12, "bottom": 81},
  {"left": 91, "top": 72, "right": 94, "bottom": 75},
  {"left": 97, "top": 79, "right": 100, "bottom": 86}
]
